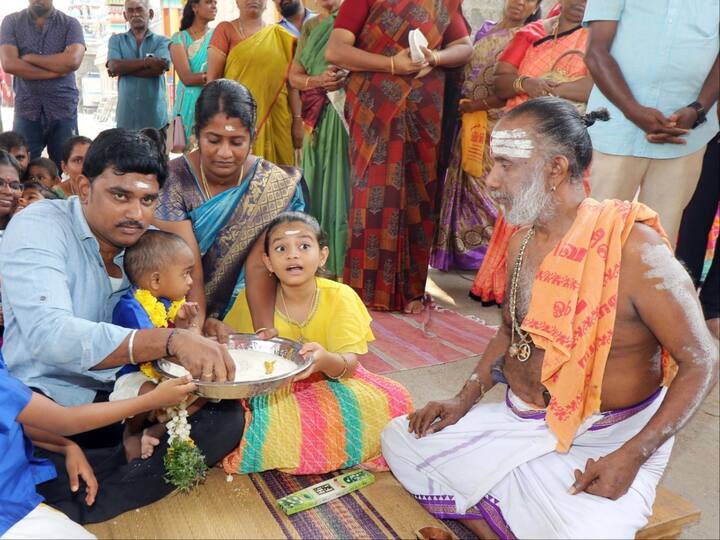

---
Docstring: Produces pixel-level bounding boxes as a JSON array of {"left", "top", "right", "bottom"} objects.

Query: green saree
[{"left": 298, "top": 13, "right": 350, "bottom": 279}]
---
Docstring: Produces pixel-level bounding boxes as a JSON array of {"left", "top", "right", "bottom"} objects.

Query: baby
[{"left": 110, "top": 229, "right": 200, "bottom": 460}]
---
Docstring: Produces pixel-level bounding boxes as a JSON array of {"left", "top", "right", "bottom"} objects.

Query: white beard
[{"left": 502, "top": 163, "right": 556, "bottom": 227}]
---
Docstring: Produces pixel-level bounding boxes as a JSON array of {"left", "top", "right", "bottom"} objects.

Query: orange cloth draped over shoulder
[
  {"left": 470, "top": 172, "right": 591, "bottom": 304},
  {"left": 522, "top": 198, "right": 678, "bottom": 452}
]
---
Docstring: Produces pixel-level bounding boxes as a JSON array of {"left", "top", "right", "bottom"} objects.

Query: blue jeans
[{"left": 13, "top": 111, "right": 78, "bottom": 168}]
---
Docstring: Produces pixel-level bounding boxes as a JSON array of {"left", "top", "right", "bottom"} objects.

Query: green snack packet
[{"left": 277, "top": 470, "right": 375, "bottom": 515}]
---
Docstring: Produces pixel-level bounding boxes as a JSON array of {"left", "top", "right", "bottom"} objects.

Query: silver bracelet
[{"left": 128, "top": 329, "right": 138, "bottom": 365}]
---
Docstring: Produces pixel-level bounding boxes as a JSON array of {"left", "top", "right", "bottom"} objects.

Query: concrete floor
[{"left": 386, "top": 269, "right": 720, "bottom": 539}]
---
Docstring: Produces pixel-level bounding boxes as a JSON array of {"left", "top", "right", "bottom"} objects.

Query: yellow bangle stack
[
  {"left": 513, "top": 75, "right": 528, "bottom": 95},
  {"left": 432, "top": 50, "right": 440, "bottom": 67}
]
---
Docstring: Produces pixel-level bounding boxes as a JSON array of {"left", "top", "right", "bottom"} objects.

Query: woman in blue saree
[
  {"left": 169, "top": 0, "right": 217, "bottom": 152},
  {"left": 156, "top": 80, "right": 304, "bottom": 337}
]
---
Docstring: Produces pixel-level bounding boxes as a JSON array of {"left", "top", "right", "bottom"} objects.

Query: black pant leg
[
  {"left": 68, "top": 391, "right": 125, "bottom": 449},
  {"left": 37, "top": 399, "right": 245, "bottom": 524},
  {"left": 676, "top": 134, "right": 720, "bottom": 284}
]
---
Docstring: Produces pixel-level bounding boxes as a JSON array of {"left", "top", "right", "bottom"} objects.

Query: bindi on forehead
[{"left": 490, "top": 129, "right": 534, "bottom": 159}]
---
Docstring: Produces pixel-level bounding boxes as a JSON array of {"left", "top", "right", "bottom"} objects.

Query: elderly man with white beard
[{"left": 380, "top": 97, "right": 719, "bottom": 539}]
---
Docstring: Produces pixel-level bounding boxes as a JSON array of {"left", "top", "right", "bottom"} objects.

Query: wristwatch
[{"left": 687, "top": 101, "right": 707, "bottom": 129}]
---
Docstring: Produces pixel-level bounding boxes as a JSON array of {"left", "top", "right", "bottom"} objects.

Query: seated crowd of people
[{"left": 0, "top": 0, "right": 717, "bottom": 539}]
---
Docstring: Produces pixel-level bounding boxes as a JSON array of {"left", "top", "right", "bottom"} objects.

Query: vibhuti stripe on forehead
[
  {"left": 491, "top": 128, "right": 534, "bottom": 158},
  {"left": 492, "top": 128, "right": 531, "bottom": 140}
]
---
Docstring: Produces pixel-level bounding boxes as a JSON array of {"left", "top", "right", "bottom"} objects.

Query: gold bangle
[
  {"left": 328, "top": 352, "right": 349, "bottom": 380},
  {"left": 513, "top": 75, "right": 528, "bottom": 95},
  {"left": 432, "top": 50, "right": 440, "bottom": 67},
  {"left": 304, "top": 76, "right": 310, "bottom": 89},
  {"left": 390, "top": 56, "right": 395, "bottom": 75}
]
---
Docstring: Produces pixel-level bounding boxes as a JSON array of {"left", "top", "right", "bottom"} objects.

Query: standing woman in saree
[
  {"left": 326, "top": 0, "right": 473, "bottom": 313},
  {"left": 470, "top": 0, "right": 591, "bottom": 304},
  {"left": 288, "top": 0, "right": 348, "bottom": 279},
  {"left": 207, "top": 0, "right": 303, "bottom": 166},
  {"left": 169, "top": 0, "right": 217, "bottom": 152},
  {"left": 156, "top": 80, "right": 304, "bottom": 337},
  {"left": 430, "top": 0, "right": 542, "bottom": 272}
]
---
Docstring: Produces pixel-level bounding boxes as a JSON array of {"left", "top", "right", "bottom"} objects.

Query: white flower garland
[{"left": 166, "top": 402, "right": 191, "bottom": 444}]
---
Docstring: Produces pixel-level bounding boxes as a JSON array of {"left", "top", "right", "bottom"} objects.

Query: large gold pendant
[
  {"left": 517, "top": 342, "right": 532, "bottom": 362},
  {"left": 509, "top": 342, "right": 532, "bottom": 362}
]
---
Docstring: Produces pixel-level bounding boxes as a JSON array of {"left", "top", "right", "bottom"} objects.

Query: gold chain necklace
[
  {"left": 278, "top": 283, "right": 319, "bottom": 343},
  {"left": 508, "top": 227, "right": 535, "bottom": 362},
  {"left": 199, "top": 163, "right": 245, "bottom": 200}
]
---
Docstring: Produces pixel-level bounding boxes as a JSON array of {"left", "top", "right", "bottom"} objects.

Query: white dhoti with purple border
[{"left": 381, "top": 388, "right": 672, "bottom": 539}]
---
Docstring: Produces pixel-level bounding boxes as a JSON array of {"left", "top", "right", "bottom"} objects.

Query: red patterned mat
[{"left": 361, "top": 307, "right": 497, "bottom": 374}]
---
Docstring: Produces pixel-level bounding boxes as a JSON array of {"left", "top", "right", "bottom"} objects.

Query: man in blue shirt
[
  {"left": 0, "top": 0, "right": 85, "bottom": 168},
  {"left": 274, "top": 0, "right": 316, "bottom": 37},
  {"left": 584, "top": 0, "right": 719, "bottom": 247},
  {"left": 107, "top": 0, "right": 171, "bottom": 130},
  {"left": 0, "top": 129, "right": 244, "bottom": 522}
]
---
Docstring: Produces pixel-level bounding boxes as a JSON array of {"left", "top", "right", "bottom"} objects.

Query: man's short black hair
[
  {"left": 0, "top": 131, "right": 28, "bottom": 152},
  {"left": 123, "top": 229, "right": 191, "bottom": 286},
  {"left": 61, "top": 135, "right": 92, "bottom": 164},
  {"left": 82, "top": 128, "right": 168, "bottom": 187}
]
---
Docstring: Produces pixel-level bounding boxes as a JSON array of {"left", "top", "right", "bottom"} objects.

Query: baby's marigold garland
[{"left": 134, "top": 289, "right": 207, "bottom": 491}]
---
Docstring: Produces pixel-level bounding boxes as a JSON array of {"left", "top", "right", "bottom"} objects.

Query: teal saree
[{"left": 157, "top": 155, "right": 304, "bottom": 319}]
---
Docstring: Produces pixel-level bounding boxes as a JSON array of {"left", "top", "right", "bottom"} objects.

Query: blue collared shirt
[
  {"left": 108, "top": 29, "right": 171, "bottom": 130},
  {"left": 0, "top": 9, "right": 85, "bottom": 121},
  {"left": 584, "top": 0, "right": 719, "bottom": 159},
  {"left": 0, "top": 197, "right": 132, "bottom": 406},
  {"left": 277, "top": 8, "right": 316, "bottom": 38}
]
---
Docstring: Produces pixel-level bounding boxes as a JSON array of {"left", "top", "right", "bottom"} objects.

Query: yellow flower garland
[
  {"left": 133, "top": 288, "right": 185, "bottom": 328},
  {"left": 130, "top": 289, "right": 206, "bottom": 490},
  {"left": 134, "top": 287, "right": 185, "bottom": 382}
]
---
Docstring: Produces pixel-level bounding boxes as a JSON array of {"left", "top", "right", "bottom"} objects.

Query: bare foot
[
  {"left": 123, "top": 431, "right": 143, "bottom": 462},
  {"left": 458, "top": 518, "right": 499, "bottom": 539},
  {"left": 707, "top": 317, "right": 719, "bottom": 341},
  {"left": 140, "top": 424, "right": 167, "bottom": 459},
  {"left": 404, "top": 299, "right": 425, "bottom": 314}
]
